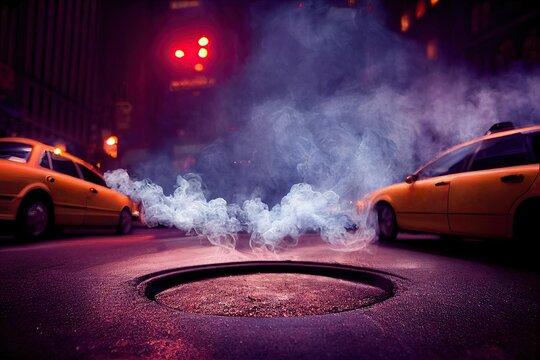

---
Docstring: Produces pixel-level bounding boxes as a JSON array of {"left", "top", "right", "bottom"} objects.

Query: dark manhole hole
[{"left": 137, "top": 261, "right": 396, "bottom": 318}]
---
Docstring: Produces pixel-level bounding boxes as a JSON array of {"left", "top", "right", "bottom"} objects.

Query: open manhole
[{"left": 137, "top": 261, "right": 396, "bottom": 318}]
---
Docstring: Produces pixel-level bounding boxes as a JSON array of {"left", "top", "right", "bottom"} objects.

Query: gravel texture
[{"left": 155, "top": 273, "right": 386, "bottom": 317}]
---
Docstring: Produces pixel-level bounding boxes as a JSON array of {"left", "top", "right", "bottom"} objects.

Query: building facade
[
  {"left": 384, "top": 0, "right": 540, "bottom": 73},
  {"left": 0, "top": 0, "right": 106, "bottom": 159}
]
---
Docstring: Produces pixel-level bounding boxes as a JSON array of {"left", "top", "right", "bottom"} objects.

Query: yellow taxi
[
  {"left": 357, "top": 123, "right": 540, "bottom": 241},
  {"left": 0, "top": 137, "right": 135, "bottom": 240}
]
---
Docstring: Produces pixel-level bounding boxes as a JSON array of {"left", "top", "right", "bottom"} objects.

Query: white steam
[
  {"left": 107, "top": 1, "right": 540, "bottom": 251},
  {"left": 105, "top": 169, "right": 372, "bottom": 250}
]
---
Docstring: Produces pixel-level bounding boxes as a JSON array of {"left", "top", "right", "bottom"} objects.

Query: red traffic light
[
  {"left": 198, "top": 48, "right": 208, "bottom": 58},
  {"left": 174, "top": 49, "right": 185, "bottom": 58},
  {"left": 198, "top": 36, "right": 209, "bottom": 46}
]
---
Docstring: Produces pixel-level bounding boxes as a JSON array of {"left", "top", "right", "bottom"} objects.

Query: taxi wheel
[
  {"left": 116, "top": 208, "right": 133, "bottom": 235},
  {"left": 16, "top": 197, "right": 52, "bottom": 241},
  {"left": 376, "top": 203, "right": 398, "bottom": 241}
]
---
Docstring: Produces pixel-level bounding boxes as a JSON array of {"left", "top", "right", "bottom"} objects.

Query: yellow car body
[
  {"left": 0, "top": 137, "right": 135, "bottom": 239},
  {"left": 358, "top": 125, "right": 540, "bottom": 240}
]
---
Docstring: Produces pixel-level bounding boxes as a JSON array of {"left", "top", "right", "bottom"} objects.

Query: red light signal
[
  {"left": 198, "top": 48, "right": 208, "bottom": 58},
  {"left": 175, "top": 49, "right": 185, "bottom": 58},
  {"left": 198, "top": 36, "right": 209, "bottom": 46}
]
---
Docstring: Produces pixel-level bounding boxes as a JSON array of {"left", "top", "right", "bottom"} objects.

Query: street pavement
[{"left": 0, "top": 228, "right": 538, "bottom": 359}]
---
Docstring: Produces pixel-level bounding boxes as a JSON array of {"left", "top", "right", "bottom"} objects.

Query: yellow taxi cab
[
  {"left": 0, "top": 137, "right": 136, "bottom": 240},
  {"left": 357, "top": 122, "right": 540, "bottom": 241}
]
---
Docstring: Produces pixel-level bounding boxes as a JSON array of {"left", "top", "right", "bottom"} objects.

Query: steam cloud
[{"left": 105, "top": 1, "right": 540, "bottom": 250}]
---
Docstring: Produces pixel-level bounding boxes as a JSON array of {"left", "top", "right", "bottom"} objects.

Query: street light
[{"left": 104, "top": 136, "right": 118, "bottom": 158}]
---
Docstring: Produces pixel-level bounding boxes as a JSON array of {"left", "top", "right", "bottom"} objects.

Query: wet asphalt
[{"left": 0, "top": 228, "right": 538, "bottom": 359}]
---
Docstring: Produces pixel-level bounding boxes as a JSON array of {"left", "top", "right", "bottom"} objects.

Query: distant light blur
[
  {"left": 401, "top": 14, "right": 410, "bottom": 32},
  {"left": 426, "top": 40, "right": 438, "bottom": 60},
  {"left": 194, "top": 63, "right": 204, "bottom": 71}
]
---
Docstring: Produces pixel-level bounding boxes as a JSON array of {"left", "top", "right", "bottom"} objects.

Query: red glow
[
  {"left": 175, "top": 49, "right": 185, "bottom": 58},
  {"left": 198, "top": 48, "right": 208, "bottom": 58},
  {"left": 194, "top": 63, "right": 204, "bottom": 72},
  {"left": 198, "top": 36, "right": 209, "bottom": 46}
]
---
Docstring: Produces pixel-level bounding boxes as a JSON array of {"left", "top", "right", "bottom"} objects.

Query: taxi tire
[
  {"left": 376, "top": 203, "right": 398, "bottom": 242},
  {"left": 116, "top": 208, "right": 133, "bottom": 235},
  {"left": 15, "top": 195, "right": 53, "bottom": 241}
]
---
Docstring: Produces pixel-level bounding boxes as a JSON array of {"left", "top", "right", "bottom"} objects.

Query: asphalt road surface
[{"left": 0, "top": 228, "right": 538, "bottom": 359}]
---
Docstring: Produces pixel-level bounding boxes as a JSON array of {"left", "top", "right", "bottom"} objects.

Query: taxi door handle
[
  {"left": 500, "top": 174, "right": 524, "bottom": 183},
  {"left": 435, "top": 181, "right": 450, "bottom": 187},
  {"left": 46, "top": 176, "right": 55, "bottom": 183},
  {"left": 89, "top": 188, "right": 98, "bottom": 194}
]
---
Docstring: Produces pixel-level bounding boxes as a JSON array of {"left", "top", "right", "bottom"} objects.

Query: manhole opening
[{"left": 137, "top": 261, "right": 396, "bottom": 318}]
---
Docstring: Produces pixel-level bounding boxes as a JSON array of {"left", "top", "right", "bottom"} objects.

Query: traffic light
[
  {"left": 168, "top": 34, "right": 216, "bottom": 91},
  {"left": 103, "top": 136, "right": 118, "bottom": 158},
  {"left": 170, "top": 35, "right": 211, "bottom": 71}
]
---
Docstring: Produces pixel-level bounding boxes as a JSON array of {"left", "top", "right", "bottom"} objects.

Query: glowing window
[{"left": 401, "top": 14, "right": 410, "bottom": 32}]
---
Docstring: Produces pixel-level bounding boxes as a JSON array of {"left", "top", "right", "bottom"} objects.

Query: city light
[
  {"left": 103, "top": 136, "right": 118, "bottom": 158},
  {"left": 194, "top": 63, "right": 204, "bottom": 72},
  {"left": 198, "top": 36, "right": 209, "bottom": 46},
  {"left": 416, "top": 0, "right": 426, "bottom": 18},
  {"left": 105, "top": 136, "right": 118, "bottom": 146},
  {"left": 174, "top": 49, "right": 185, "bottom": 58},
  {"left": 401, "top": 14, "right": 410, "bottom": 32},
  {"left": 170, "top": 76, "right": 216, "bottom": 91},
  {"left": 430, "top": 0, "right": 439, "bottom": 6},
  {"left": 198, "top": 48, "right": 208, "bottom": 58},
  {"left": 426, "top": 40, "right": 438, "bottom": 60},
  {"left": 53, "top": 147, "right": 62, "bottom": 155}
]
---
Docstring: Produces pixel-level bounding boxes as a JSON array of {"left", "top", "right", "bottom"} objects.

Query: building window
[
  {"left": 471, "top": 4, "right": 480, "bottom": 34},
  {"left": 416, "top": 0, "right": 426, "bottom": 19},
  {"left": 426, "top": 40, "right": 438, "bottom": 60},
  {"left": 497, "top": 39, "right": 515, "bottom": 72},
  {"left": 401, "top": 12, "right": 411, "bottom": 32},
  {"left": 523, "top": 27, "right": 540, "bottom": 66},
  {"left": 480, "top": 1, "right": 490, "bottom": 30}
]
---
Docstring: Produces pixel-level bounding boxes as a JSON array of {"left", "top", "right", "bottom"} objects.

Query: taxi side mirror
[{"left": 405, "top": 174, "right": 418, "bottom": 184}]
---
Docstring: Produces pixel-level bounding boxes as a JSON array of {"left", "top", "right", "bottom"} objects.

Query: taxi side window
[
  {"left": 39, "top": 151, "right": 51, "bottom": 169},
  {"left": 418, "top": 143, "right": 477, "bottom": 179},
  {"left": 79, "top": 164, "right": 107, "bottom": 187},
  {"left": 470, "top": 134, "right": 531, "bottom": 171},
  {"left": 50, "top": 154, "right": 80, "bottom": 178},
  {"left": 0, "top": 142, "right": 32, "bottom": 163}
]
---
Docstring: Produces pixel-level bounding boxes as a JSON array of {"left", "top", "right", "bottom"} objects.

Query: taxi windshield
[{"left": 0, "top": 142, "right": 33, "bottom": 163}]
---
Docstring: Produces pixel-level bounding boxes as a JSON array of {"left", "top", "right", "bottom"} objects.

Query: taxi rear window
[{"left": 0, "top": 142, "right": 33, "bottom": 163}]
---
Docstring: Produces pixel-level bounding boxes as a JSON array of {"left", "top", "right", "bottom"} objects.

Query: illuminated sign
[
  {"left": 170, "top": 76, "right": 216, "bottom": 91},
  {"left": 170, "top": 0, "right": 200, "bottom": 10}
]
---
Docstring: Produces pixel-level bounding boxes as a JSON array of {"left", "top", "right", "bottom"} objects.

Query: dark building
[
  {"left": 0, "top": 0, "right": 104, "bottom": 160},
  {"left": 0, "top": 0, "right": 251, "bottom": 169},
  {"left": 383, "top": 0, "right": 540, "bottom": 73}
]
